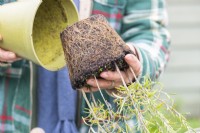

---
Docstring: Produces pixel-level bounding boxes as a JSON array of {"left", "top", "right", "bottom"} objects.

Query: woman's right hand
[{"left": 0, "top": 34, "right": 21, "bottom": 63}]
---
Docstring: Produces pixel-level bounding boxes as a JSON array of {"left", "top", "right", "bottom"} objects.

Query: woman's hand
[
  {"left": 81, "top": 44, "right": 141, "bottom": 92},
  {"left": 0, "top": 34, "right": 21, "bottom": 63}
]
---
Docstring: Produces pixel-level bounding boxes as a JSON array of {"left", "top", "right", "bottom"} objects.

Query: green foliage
[{"left": 81, "top": 65, "right": 195, "bottom": 133}]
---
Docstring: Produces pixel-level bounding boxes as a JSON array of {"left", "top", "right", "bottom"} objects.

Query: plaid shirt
[
  {"left": 0, "top": 0, "right": 170, "bottom": 132},
  {"left": 0, "top": 60, "right": 36, "bottom": 133}
]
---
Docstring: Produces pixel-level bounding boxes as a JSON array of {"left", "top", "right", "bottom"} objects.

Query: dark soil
[{"left": 60, "top": 15, "right": 132, "bottom": 89}]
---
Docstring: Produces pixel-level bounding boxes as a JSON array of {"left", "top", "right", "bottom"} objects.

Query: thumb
[{"left": 125, "top": 54, "right": 141, "bottom": 76}]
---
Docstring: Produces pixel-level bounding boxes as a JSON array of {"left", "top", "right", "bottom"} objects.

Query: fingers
[
  {"left": 100, "top": 71, "right": 122, "bottom": 81},
  {"left": 87, "top": 78, "right": 113, "bottom": 88},
  {"left": 100, "top": 71, "right": 131, "bottom": 84},
  {"left": 0, "top": 35, "right": 20, "bottom": 62},
  {"left": 81, "top": 71, "right": 132, "bottom": 92},
  {"left": 88, "top": 78, "right": 124, "bottom": 88},
  {"left": 81, "top": 87, "right": 99, "bottom": 92},
  {"left": 80, "top": 78, "right": 118, "bottom": 92},
  {"left": 0, "top": 48, "right": 20, "bottom": 62}
]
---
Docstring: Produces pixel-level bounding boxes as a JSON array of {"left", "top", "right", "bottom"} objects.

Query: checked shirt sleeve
[{"left": 121, "top": 0, "right": 170, "bottom": 82}]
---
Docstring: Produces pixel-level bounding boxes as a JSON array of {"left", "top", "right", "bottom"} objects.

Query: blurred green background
[{"left": 160, "top": 0, "right": 200, "bottom": 129}]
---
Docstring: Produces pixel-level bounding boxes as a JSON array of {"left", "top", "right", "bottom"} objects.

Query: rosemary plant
[{"left": 81, "top": 64, "right": 194, "bottom": 133}]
